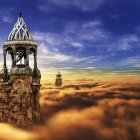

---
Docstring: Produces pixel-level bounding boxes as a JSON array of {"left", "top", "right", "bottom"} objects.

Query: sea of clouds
[{"left": 0, "top": 78, "right": 140, "bottom": 140}]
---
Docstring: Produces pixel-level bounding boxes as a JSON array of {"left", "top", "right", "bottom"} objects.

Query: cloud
[
  {"left": 1, "top": 17, "right": 140, "bottom": 72},
  {"left": 36, "top": 79, "right": 140, "bottom": 140},
  {"left": 109, "top": 13, "right": 126, "bottom": 19},
  {"left": 39, "top": 79, "right": 140, "bottom": 120},
  {"left": 39, "top": 0, "right": 107, "bottom": 12},
  {"left": 64, "top": 20, "right": 109, "bottom": 43},
  {"left": 69, "top": 42, "right": 84, "bottom": 48},
  {"left": 2, "top": 16, "right": 12, "bottom": 23},
  {"left": 32, "top": 22, "right": 110, "bottom": 69},
  {"left": 31, "top": 20, "right": 140, "bottom": 74},
  {"left": 33, "top": 20, "right": 140, "bottom": 61},
  {"left": 0, "top": 123, "right": 37, "bottom": 140},
  {"left": 1, "top": 19, "right": 139, "bottom": 78},
  {"left": 0, "top": 79, "right": 139, "bottom": 140},
  {"left": 116, "top": 34, "right": 140, "bottom": 50},
  {"left": 133, "top": 64, "right": 140, "bottom": 68},
  {"left": 37, "top": 43, "right": 72, "bottom": 62},
  {"left": 0, "top": 7, "right": 14, "bottom": 23},
  {"left": 118, "top": 56, "right": 140, "bottom": 67},
  {"left": 33, "top": 20, "right": 108, "bottom": 49},
  {"left": 32, "top": 20, "right": 111, "bottom": 69}
]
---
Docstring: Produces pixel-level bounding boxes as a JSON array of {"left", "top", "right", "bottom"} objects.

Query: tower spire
[
  {"left": 7, "top": 12, "right": 34, "bottom": 41},
  {"left": 19, "top": 11, "right": 22, "bottom": 17}
]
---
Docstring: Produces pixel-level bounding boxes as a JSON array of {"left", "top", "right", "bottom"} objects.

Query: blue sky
[{"left": 0, "top": 0, "right": 140, "bottom": 78}]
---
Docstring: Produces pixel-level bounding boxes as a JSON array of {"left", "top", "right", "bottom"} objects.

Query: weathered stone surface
[{"left": 0, "top": 76, "right": 40, "bottom": 127}]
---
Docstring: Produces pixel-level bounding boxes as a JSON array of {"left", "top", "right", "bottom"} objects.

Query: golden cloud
[{"left": 0, "top": 78, "right": 140, "bottom": 140}]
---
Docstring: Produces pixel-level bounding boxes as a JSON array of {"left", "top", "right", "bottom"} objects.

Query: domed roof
[{"left": 7, "top": 13, "right": 34, "bottom": 41}]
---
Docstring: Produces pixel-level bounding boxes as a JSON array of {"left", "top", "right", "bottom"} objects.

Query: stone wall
[
  {"left": 55, "top": 79, "right": 62, "bottom": 86},
  {"left": 0, "top": 76, "right": 40, "bottom": 128}
]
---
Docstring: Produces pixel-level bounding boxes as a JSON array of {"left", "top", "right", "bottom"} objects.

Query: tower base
[{"left": 0, "top": 75, "right": 40, "bottom": 128}]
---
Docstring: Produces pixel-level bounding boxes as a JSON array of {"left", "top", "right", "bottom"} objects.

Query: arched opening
[
  {"left": 30, "top": 47, "right": 37, "bottom": 69},
  {"left": 29, "top": 54, "right": 34, "bottom": 69},
  {"left": 6, "top": 47, "right": 13, "bottom": 69},
  {"left": 16, "top": 47, "right": 26, "bottom": 65}
]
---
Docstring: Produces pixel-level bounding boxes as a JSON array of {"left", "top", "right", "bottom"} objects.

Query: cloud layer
[
  {"left": 39, "top": 0, "right": 107, "bottom": 12},
  {"left": 0, "top": 79, "right": 139, "bottom": 140}
]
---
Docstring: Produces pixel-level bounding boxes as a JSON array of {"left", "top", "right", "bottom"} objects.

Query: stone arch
[
  {"left": 30, "top": 47, "right": 36, "bottom": 54},
  {"left": 6, "top": 47, "right": 13, "bottom": 52}
]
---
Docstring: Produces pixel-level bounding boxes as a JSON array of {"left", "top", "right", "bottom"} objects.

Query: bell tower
[
  {"left": 55, "top": 70, "right": 62, "bottom": 87},
  {"left": 0, "top": 13, "right": 41, "bottom": 127}
]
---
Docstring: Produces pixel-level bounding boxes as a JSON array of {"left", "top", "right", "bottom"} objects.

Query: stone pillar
[
  {"left": 11, "top": 53, "right": 14, "bottom": 67},
  {"left": 3, "top": 50, "right": 8, "bottom": 81},
  {"left": 13, "top": 50, "right": 16, "bottom": 66},
  {"left": 3, "top": 50, "right": 7, "bottom": 68},
  {"left": 33, "top": 51, "right": 37, "bottom": 79},
  {"left": 26, "top": 49, "right": 29, "bottom": 66},
  {"left": 34, "top": 51, "right": 37, "bottom": 69}
]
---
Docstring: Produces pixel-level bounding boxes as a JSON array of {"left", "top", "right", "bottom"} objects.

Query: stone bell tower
[
  {"left": 55, "top": 70, "right": 62, "bottom": 87},
  {"left": 0, "top": 13, "right": 41, "bottom": 127}
]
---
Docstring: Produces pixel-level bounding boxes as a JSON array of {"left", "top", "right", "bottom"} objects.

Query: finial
[
  {"left": 57, "top": 69, "right": 61, "bottom": 76},
  {"left": 19, "top": 11, "right": 22, "bottom": 17}
]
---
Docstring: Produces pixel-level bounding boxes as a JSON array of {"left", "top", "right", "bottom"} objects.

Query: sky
[{"left": 0, "top": 0, "right": 140, "bottom": 80}]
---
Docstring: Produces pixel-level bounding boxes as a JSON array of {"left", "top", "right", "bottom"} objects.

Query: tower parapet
[{"left": 0, "top": 13, "right": 41, "bottom": 127}]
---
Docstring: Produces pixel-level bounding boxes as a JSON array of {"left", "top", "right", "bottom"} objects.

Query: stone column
[
  {"left": 26, "top": 49, "right": 29, "bottom": 66},
  {"left": 34, "top": 51, "right": 37, "bottom": 69},
  {"left": 12, "top": 47, "right": 16, "bottom": 66},
  {"left": 11, "top": 53, "right": 14, "bottom": 67},
  {"left": 33, "top": 51, "right": 37, "bottom": 79},
  {"left": 3, "top": 50, "right": 8, "bottom": 81},
  {"left": 3, "top": 50, "right": 7, "bottom": 68}
]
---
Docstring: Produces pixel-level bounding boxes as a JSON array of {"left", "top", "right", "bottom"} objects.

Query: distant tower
[
  {"left": 0, "top": 13, "right": 41, "bottom": 127},
  {"left": 55, "top": 70, "right": 62, "bottom": 86}
]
